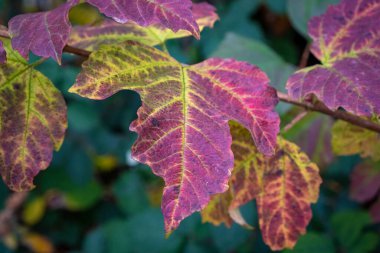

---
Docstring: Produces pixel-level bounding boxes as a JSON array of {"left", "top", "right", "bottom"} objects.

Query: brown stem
[
  {"left": 1, "top": 31, "right": 379, "bottom": 133},
  {"left": 277, "top": 92, "right": 380, "bottom": 133},
  {"left": 299, "top": 43, "right": 311, "bottom": 69}
]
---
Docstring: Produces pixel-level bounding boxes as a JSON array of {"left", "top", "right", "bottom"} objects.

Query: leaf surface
[
  {"left": 286, "top": 0, "right": 380, "bottom": 116},
  {"left": 8, "top": 0, "right": 79, "bottom": 64},
  {"left": 69, "top": 41, "right": 279, "bottom": 233},
  {"left": 202, "top": 122, "right": 321, "bottom": 250},
  {"left": 332, "top": 120, "right": 380, "bottom": 161},
  {"left": 69, "top": 3, "right": 218, "bottom": 50},
  {"left": 350, "top": 161, "right": 380, "bottom": 202},
  {"left": 86, "top": 0, "right": 200, "bottom": 38},
  {"left": 0, "top": 41, "right": 67, "bottom": 191}
]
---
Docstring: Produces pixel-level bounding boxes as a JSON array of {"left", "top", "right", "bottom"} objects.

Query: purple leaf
[
  {"left": 86, "top": 0, "right": 200, "bottom": 38},
  {"left": 69, "top": 41, "right": 280, "bottom": 233},
  {"left": 8, "top": 0, "right": 79, "bottom": 64},
  {"left": 287, "top": 0, "right": 380, "bottom": 116}
]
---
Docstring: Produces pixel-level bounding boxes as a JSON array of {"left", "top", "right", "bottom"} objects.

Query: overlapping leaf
[
  {"left": 332, "top": 120, "right": 380, "bottom": 161},
  {"left": 69, "top": 41, "right": 280, "bottom": 233},
  {"left": 86, "top": 0, "right": 200, "bottom": 38},
  {"left": 8, "top": 0, "right": 79, "bottom": 64},
  {"left": 286, "top": 0, "right": 380, "bottom": 116},
  {"left": 202, "top": 122, "right": 321, "bottom": 250},
  {"left": 69, "top": 3, "right": 218, "bottom": 51},
  {"left": 350, "top": 161, "right": 380, "bottom": 223},
  {"left": 0, "top": 40, "right": 67, "bottom": 191}
]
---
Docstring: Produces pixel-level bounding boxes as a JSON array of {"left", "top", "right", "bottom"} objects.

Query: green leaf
[
  {"left": 283, "top": 232, "right": 335, "bottom": 253},
  {"left": 0, "top": 40, "right": 67, "bottom": 191},
  {"left": 331, "top": 211, "right": 372, "bottom": 249}
]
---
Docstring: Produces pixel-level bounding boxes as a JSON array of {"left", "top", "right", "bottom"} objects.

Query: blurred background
[{"left": 0, "top": 0, "right": 379, "bottom": 252}]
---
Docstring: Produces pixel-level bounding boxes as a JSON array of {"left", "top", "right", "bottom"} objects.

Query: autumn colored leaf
[
  {"left": 286, "top": 0, "right": 380, "bottom": 116},
  {"left": 349, "top": 161, "right": 380, "bottom": 223},
  {"left": 8, "top": 0, "right": 79, "bottom": 64},
  {"left": 69, "top": 41, "right": 279, "bottom": 233},
  {"left": 86, "top": 0, "right": 200, "bottom": 39},
  {"left": 202, "top": 122, "right": 321, "bottom": 250},
  {"left": 0, "top": 40, "right": 67, "bottom": 191},
  {"left": 332, "top": 120, "right": 380, "bottom": 161},
  {"left": 350, "top": 161, "right": 380, "bottom": 203},
  {"left": 0, "top": 41, "right": 6, "bottom": 63},
  {"left": 69, "top": 3, "right": 218, "bottom": 51}
]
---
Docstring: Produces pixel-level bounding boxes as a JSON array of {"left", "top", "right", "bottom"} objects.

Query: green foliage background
[{"left": 0, "top": 0, "right": 379, "bottom": 252}]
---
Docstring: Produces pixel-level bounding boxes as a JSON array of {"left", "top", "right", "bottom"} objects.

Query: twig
[
  {"left": 277, "top": 92, "right": 380, "bottom": 133},
  {"left": 299, "top": 43, "right": 311, "bottom": 69},
  {"left": 283, "top": 111, "right": 308, "bottom": 132},
  {"left": 1, "top": 31, "right": 379, "bottom": 133}
]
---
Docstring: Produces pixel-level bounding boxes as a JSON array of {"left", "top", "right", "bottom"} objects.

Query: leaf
[
  {"left": 331, "top": 211, "right": 375, "bottom": 252},
  {"left": 349, "top": 161, "right": 380, "bottom": 224},
  {"left": 286, "top": 0, "right": 340, "bottom": 38},
  {"left": 211, "top": 33, "right": 296, "bottom": 91},
  {"left": 283, "top": 232, "right": 335, "bottom": 253},
  {"left": 350, "top": 161, "right": 380, "bottom": 203},
  {"left": 332, "top": 120, "right": 380, "bottom": 161},
  {"left": 86, "top": 0, "right": 200, "bottom": 39},
  {"left": 69, "top": 2, "right": 218, "bottom": 51},
  {"left": 0, "top": 41, "right": 67, "bottom": 191},
  {"left": 202, "top": 122, "right": 321, "bottom": 250},
  {"left": 286, "top": 0, "right": 380, "bottom": 116},
  {"left": 8, "top": 0, "right": 79, "bottom": 64},
  {"left": 69, "top": 41, "right": 280, "bottom": 233}
]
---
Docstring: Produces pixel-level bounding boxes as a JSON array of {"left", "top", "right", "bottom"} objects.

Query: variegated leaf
[
  {"left": 287, "top": 0, "right": 380, "bottom": 116},
  {"left": 332, "top": 120, "right": 380, "bottom": 161},
  {"left": 69, "top": 3, "right": 218, "bottom": 51},
  {"left": 8, "top": 0, "right": 79, "bottom": 64},
  {"left": 202, "top": 122, "right": 321, "bottom": 250},
  {"left": 86, "top": 0, "right": 200, "bottom": 38},
  {"left": 0, "top": 40, "right": 67, "bottom": 191},
  {"left": 69, "top": 41, "right": 279, "bottom": 234}
]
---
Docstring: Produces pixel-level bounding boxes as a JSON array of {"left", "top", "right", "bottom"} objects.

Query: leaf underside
[
  {"left": 286, "top": 0, "right": 380, "bottom": 117},
  {"left": 0, "top": 41, "right": 67, "bottom": 191},
  {"left": 69, "top": 41, "right": 279, "bottom": 234},
  {"left": 202, "top": 122, "right": 321, "bottom": 251}
]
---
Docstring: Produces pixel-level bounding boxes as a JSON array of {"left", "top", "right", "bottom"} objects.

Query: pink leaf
[
  {"left": 8, "top": 0, "right": 79, "bottom": 64},
  {"left": 86, "top": 0, "right": 200, "bottom": 38}
]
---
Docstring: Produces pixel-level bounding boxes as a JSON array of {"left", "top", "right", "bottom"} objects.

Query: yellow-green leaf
[
  {"left": 0, "top": 40, "right": 67, "bottom": 191},
  {"left": 332, "top": 120, "right": 380, "bottom": 161},
  {"left": 202, "top": 122, "right": 321, "bottom": 250}
]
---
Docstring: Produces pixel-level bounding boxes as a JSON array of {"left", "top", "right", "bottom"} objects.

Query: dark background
[{"left": 0, "top": 0, "right": 379, "bottom": 252}]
